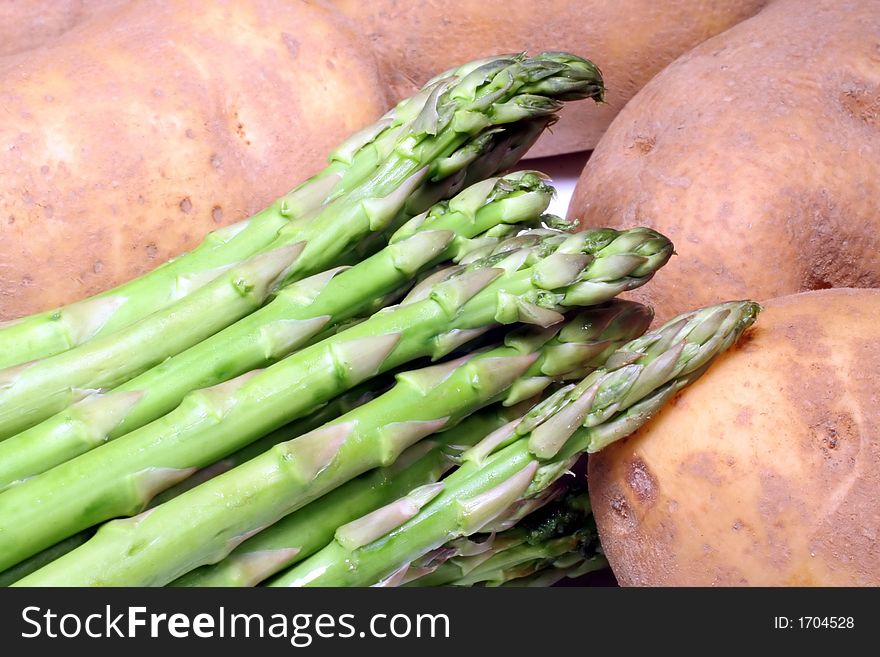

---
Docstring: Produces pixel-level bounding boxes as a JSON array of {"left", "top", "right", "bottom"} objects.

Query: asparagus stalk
[
  {"left": 155, "top": 384, "right": 387, "bottom": 506},
  {"left": 0, "top": 52, "right": 603, "bottom": 370},
  {"left": 270, "top": 301, "right": 760, "bottom": 587},
  {"left": 15, "top": 298, "right": 652, "bottom": 586},
  {"left": 0, "top": 531, "right": 94, "bottom": 588},
  {"left": 0, "top": 172, "right": 553, "bottom": 488},
  {"left": 174, "top": 299, "right": 647, "bottom": 588},
  {"left": 351, "top": 115, "right": 556, "bottom": 261},
  {"left": 376, "top": 116, "right": 557, "bottom": 246}
]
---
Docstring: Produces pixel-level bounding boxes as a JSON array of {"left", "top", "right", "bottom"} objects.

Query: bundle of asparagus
[
  {"left": 0, "top": 171, "right": 556, "bottom": 489},
  {"left": 267, "top": 301, "right": 760, "bottom": 587},
  {"left": 0, "top": 51, "right": 760, "bottom": 588}
]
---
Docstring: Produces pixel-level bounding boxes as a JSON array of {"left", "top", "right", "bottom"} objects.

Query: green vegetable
[
  {"left": 270, "top": 301, "right": 760, "bottom": 587},
  {"left": 1, "top": 224, "right": 664, "bottom": 573},
  {"left": 0, "top": 52, "right": 604, "bottom": 370},
  {"left": 174, "top": 300, "right": 648, "bottom": 587},
  {"left": 499, "top": 553, "right": 608, "bottom": 587},
  {"left": 0, "top": 531, "right": 94, "bottom": 588},
  {"left": 0, "top": 246, "right": 305, "bottom": 440},
  {"left": 0, "top": 383, "right": 384, "bottom": 586},
  {"left": 0, "top": 172, "right": 553, "bottom": 488},
  {"left": 170, "top": 407, "right": 518, "bottom": 587},
  {"left": 14, "top": 299, "right": 651, "bottom": 586},
  {"left": 153, "top": 384, "right": 386, "bottom": 506},
  {"left": 404, "top": 484, "right": 603, "bottom": 587}
]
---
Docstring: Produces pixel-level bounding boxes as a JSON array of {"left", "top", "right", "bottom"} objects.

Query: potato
[
  {"left": 0, "top": 0, "right": 88, "bottom": 57},
  {"left": 334, "top": 0, "right": 766, "bottom": 158},
  {"left": 0, "top": 0, "right": 385, "bottom": 319},
  {"left": 570, "top": 0, "right": 880, "bottom": 322},
  {"left": 0, "top": 0, "right": 123, "bottom": 57},
  {"left": 589, "top": 288, "right": 880, "bottom": 586}
]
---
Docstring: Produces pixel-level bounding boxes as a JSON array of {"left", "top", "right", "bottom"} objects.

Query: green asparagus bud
[
  {"left": 408, "top": 485, "right": 600, "bottom": 587},
  {"left": 260, "top": 53, "right": 604, "bottom": 290},
  {"left": 527, "top": 300, "right": 763, "bottom": 459}
]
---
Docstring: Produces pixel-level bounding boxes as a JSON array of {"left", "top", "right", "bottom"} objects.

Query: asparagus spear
[
  {"left": 0, "top": 172, "right": 553, "bottom": 487},
  {"left": 0, "top": 531, "right": 94, "bottom": 588},
  {"left": 14, "top": 298, "right": 652, "bottom": 586},
  {"left": 382, "top": 116, "right": 557, "bottom": 242},
  {"left": 270, "top": 301, "right": 760, "bottom": 587},
  {"left": 351, "top": 115, "right": 556, "bottom": 261},
  {"left": 0, "top": 52, "right": 603, "bottom": 370},
  {"left": 156, "top": 385, "right": 387, "bottom": 506},
  {"left": 245, "top": 53, "right": 604, "bottom": 293},
  {"left": 0, "top": 245, "right": 303, "bottom": 440},
  {"left": 1, "top": 382, "right": 388, "bottom": 587},
  {"left": 173, "top": 300, "right": 647, "bottom": 588}
]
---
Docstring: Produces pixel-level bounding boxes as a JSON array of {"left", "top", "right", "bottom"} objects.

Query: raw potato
[
  {"left": 570, "top": 0, "right": 880, "bottom": 322},
  {"left": 334, "top": 0, "right": 766, "bottom": 158},
  {"left": 0, "top": 0, "right": 119, "bottom": 57},
  {"left": 0, "top": 0, "right": 386, "bottom": 319},
  {"left": 589, "top": 288, "right": 880, "bottom": 586}
]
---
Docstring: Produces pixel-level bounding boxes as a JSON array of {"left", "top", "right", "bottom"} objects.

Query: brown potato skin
[
  {"left": 570, "top": 0, "right": 880, "bottom": 322},
  {"left": 589, "top": 288, "right": 880, "bottom": 586},
  {"left": 334, "top": 0, "right": 766, "bottom": 157},
  {"left": 0, "top": 0, "right": 386, "bottom": 319},
  {"left": 0, "top": 0, "right": 102, "bottom": 57},
  {"left": 0, "top": 1, "right": 130, "bottom": 58}
]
